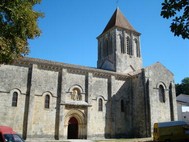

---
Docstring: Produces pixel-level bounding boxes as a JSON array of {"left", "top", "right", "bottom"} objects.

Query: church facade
[{"left": 0, "top": 8, "right": 177, "bottom": 140}]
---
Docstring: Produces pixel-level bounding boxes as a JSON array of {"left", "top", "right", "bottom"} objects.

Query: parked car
[
  {"left": 0, "top": 126, "right": 25, "bottom": 142},
  {"left": 153, "top": 121, "right": 189, "bottom": 142}
]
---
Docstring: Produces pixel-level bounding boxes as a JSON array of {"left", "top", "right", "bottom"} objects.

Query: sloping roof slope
[
  {"left": 101, "top": 8, "right": 139, "bottom": 35},
  {"left": 157, "top": 121, "right": 187, "bottom": 128},
  {"left": 145, "top": 62, "right": 174, "bottom": 76},
  {"left": 177, "top": 94, "right": 189, "bottom": 103}
]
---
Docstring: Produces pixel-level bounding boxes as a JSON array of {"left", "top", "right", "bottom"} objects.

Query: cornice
[{"left": 12, "top": 57, "right": 140, "bottom": 80}]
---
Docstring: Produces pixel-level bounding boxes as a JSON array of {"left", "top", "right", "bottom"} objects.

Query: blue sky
[{"left": 29, "top": 0, "right": 189, "bottom": 84}]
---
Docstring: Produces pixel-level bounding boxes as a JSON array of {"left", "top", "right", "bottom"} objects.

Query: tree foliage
[
  {"left": 161, "top": 0, "right": 189, "bottom": 39},
  {"left": 0, "top": 0, "right": 43, "bottom": 64},
  {"left": 176, "top": 77, "right": 189, "bottom": 96}
]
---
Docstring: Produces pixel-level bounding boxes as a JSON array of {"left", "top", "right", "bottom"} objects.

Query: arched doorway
[
  {"left": 64, "top": 110, "right": 87, "bottom": 139},
  {"left": 67, "top": 117, "right": 78, "bottom": 139}
]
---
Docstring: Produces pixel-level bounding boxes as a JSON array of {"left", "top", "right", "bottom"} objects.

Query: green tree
[
  {"left": 161, "top": 0, "right": 189, "bottom": 39},
  {"left": 176, "top": 77, "right": 189, "bottom": 96},
  {"left": 0, "top": 0, "right": 43, "bottom": 64}
]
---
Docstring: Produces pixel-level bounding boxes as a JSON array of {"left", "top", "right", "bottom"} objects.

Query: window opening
[
  {"left": 127, "top": 37, "right": 132, "bottom": 55},
  {"left": 135, "top": 39, "right": 140, "bottom": 57},
  {"left": 159, "top": 85, "right": 165, "bottom": 103},
  {"left": 121, "top": 100, "right": 124, "bottom": 112},
  {"left": 12, "top": 92, "right": 18, "bottom": 107},
  {"left": 45, "top": 95, "right": 50, "bottom": 108},
  {"left": 120, "top": 35, "right": 125, "bottom": 53},
  {"left": 98, "top": 98, "right": 103, "bottom": 111}
]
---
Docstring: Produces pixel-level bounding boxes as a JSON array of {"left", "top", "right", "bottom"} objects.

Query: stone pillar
[
  {"left": 55, "top": 69, "right": 63, "bottom": 139},
  {"left": 59, "top": 69, "right": 67, "bottom": 139},
  {"left": 24, "top": 64, "right": 38, "bottom": 139},
  {"left": 147, "top": 78, "right": 153, "bottom": 136},
  {"left": 170, "top": 81, "right": 178, "bottom": 120},
  {"left": 109, "top": 75, "right": 115, "bottom": 137},
  {"left": 86, "top": 73, "right": 93, "bottom": 139}
]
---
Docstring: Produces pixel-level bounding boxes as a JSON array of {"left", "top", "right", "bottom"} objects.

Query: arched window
[
  {"left": 108, "top": 36, "right": 113, "bottom": 55},
  {"left": 12, "top": 92, "right": 18, "bottom": 107},
  {"left": 159, "top": 85, "right": 165, "bottom": 103},
  {"left": 45, "top": 95, "right": 50, "bottom": 108},
  {"left": 105, "top": 38, "right": 109, "bottom": 56},
  {"left": 102, "top": 38, "right": 108, "bottom": 57},
  {"left": 127, "top": 37, "right": 130, "bottom": 55},
  {"left": 127, "top": 37, "right": 132, "bottom": 55},
  {"left": 135, "top": 39, "right": 140, "bottom": 57},
  {"left": 121, "top": 99, "right": 124, "bottom": 112},
  {"left": 98, "top": 42, "right": 102, "bottom": 60},
  {"left": 98, "top": 98, "right": 103, "bottom": 111},
  {"left": 120, "top": 35, "right": 125, "bottom": 53}
]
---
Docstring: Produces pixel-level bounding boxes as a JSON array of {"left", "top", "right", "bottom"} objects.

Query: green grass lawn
[{"left": 95, "top": 137, "right": 152, "bottom": 142}]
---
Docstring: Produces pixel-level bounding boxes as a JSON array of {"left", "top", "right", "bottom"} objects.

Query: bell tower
[{"left": 97, "top": 8, "right": 142, "bottom": 73}]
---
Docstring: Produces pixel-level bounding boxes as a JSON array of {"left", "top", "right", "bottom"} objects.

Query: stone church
[{"left": 0, "top": 8, "right": 178, "bottom": 140}]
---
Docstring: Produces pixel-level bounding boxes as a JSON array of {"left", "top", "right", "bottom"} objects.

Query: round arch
[
  {"left": 156, "top": 81, "right": 167, "bottom": 90},
  {"left": 68, "top": 85, "right": 84, "bottom": 94},
  {"left": 64, "top": 110, "right": 87, "bottom": 139}
]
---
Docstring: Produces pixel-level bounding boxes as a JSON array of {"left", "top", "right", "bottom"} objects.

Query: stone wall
[
  {"left": 29, "top": 67, "right": 58, "bottom": 138},
  {"left": 0, "top": 59, "right": 177, "bottom": 140},
  {"left": 0, "top": 65, "right": 28, "bottom": 135},
  {"left": 144, "top": 62, "right": 178, "bottom": 134},
  {"left": 131, "top": 71, "right": 148, "bottom": 137}
]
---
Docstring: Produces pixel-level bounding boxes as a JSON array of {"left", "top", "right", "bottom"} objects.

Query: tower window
[
  {"left": 45, "top": 95, "right": 50, "bottom": 108},
  {"left": 102, "top": 38, "right": 108, "bottom": 57},
  {"left": 98, "top": 98, "right": 103, "bottom": 111},
  {"left": 135, "top": 39, "right": 140, "bottom": 57},
  {"left": 121, "top": 99, "right": 124, "bottom": 112},
  {"left": 12, "top": 92, "right": 18, "bottom": 107},
  {"left": 98, "top": 42, "right": 102, "bottom": 60},
  {"left": 120, "top": 35, "right": 125, "bottom": 53},
  {"left": 127, "top": 37, "right": 132, "bottom": 55},
  {"left": 108, "top": 36, "right": 113, "bottom": 55},
  {"left": 105, "top": 39, "right": 109, "bottom": 56},
  {"left": 159, "top": 85, "right": 165, "bottom": 103}
]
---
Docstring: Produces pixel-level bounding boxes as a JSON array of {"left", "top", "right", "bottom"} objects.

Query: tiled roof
[
  {"left": 177, "top": 94, "right": 189, "bottom": 103},
  {"left": 101, "top": 8, "right": 139, "bottom": 35}
]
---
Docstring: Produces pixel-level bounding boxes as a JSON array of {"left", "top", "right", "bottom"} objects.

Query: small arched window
[
  {"left": 109, "top": 36, "right": 113, "bottom": 55},
  {"left": 127, "top": 37, "right": 130, "bottom": 55},
  {"left": 159, "top": 85, "right": 165, "bottom": 103},
  {"left": 12, "top": 92, "right": 18, "bottom": 107},
  {"left": 98, "top": 98, "right": 103, "bottom": 111},
  {"left": 121, "top": 100, "right": 124, "bottom": 112},
  {"left": 135, "top": 39, "right": 140, "bottom": 57},
  {"left": 45, "top": 95, "right": 50, "bottom": 109},
  {"left": 120, "top": 35, "right": 125, "bottom": 53},
  {"left": 127, "top": 37, "right": 133, "bottom": 55},
  {"left": 105, "top": 38, "right": 109, "bottom": 56},
  {"left": 102, "top": 38, "right": 108, "bottom": 57},
  {"left": 98, "top": 42, "right": 102, "bottom": 60}
]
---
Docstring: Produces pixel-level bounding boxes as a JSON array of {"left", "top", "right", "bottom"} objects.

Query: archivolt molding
[
  {"left": 156, "top": 81, "right": 167, "bottom": 90},
  {"left": 68, "top": 85, "right": 84, "bottom": 94},
  {"left": 64, "top": 109, "right": 86, "bottom": 125},
  {"left": 35, "top": 91, "right": 57, "bottom": 98},
  {"left": 96, "top": 95, "right": 107, "bottom": 101},
  {"left": 10, "top": 88, "right": 22, "bottom": 95}
]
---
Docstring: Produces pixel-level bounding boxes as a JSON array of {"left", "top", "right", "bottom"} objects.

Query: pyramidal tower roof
[{"left": 101, "top": 8, "right": 139, "bottom": 35}]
